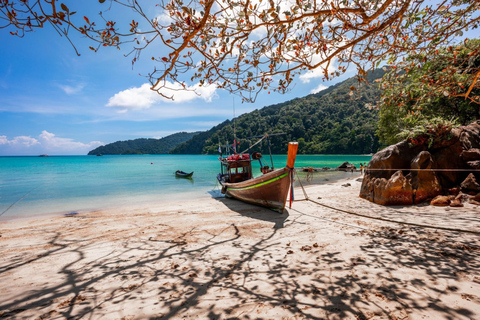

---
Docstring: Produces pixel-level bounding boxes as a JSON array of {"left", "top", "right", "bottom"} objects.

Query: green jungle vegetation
[
  {"left": 378, "top": 38, "right": 480, "bottom": 146},
  {"left": 87, "top": 132, "right": 200, "bottom": 155},
  {"left": 171, "top": 69, "right": 385, "bottom": 155}
]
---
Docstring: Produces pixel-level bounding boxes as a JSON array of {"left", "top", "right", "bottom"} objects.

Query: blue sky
[{"left": 0, "top": 3, "right": 363, "bottom": 155}]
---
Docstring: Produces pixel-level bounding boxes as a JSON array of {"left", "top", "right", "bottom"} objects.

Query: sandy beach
[{"left": 1, "top": 174, "right": 479, "bottom": 320}]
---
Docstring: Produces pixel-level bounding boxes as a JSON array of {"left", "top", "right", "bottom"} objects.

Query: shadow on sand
[
  {"left": 1, "top": 198, "right": 479, "bottom": 320},
  {"left": 213, "top": 195, "right": 290, "bottom": 229}
]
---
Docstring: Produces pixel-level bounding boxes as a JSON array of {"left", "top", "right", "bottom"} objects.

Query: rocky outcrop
[
  {"left": 336, "top": 161, "right": 356, "bottom": 172},
  {"left": 360, "top": 120, "right": 480, "bottom": 205}
]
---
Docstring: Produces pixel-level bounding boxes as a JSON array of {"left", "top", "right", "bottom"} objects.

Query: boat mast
[
  {"left": 233, "top": 97, "right": 237, "bottom": 154},
  {"left": 267, "top": 134, "right": 274, "bottom": 170}
]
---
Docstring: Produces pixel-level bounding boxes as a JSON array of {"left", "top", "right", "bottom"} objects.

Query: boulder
[
  {"left": 336, "top": 162, "right": 356, "bottom": 172},
  {"left": 364, "top": 171, "right": 414, "bottom": 205},
  {"left": 461, "top": 148, "right": 480, "bottom": 161},
  {"left": 430, "top": 195, "right": 451, "bottom": 206},
  {"left": 385, "top": 171, "right": 414, "bottom": 205},
  {"left": 450, "top": 199, "right": 464, "bottom": 207},
  {"left": 410, "top": 151, "right": 442, "bottom": 204},
  {"left": 466, "top": 160, "right": 480, "bottom": 169},
  {"left": 448, "top": 188, "right": 460, "bottom": 196},
  {"left": 471, "top": 193, "right": 480, "bottom": 202},
  {"left": 360, "top": 120, "right": 480, "bottom": 206},
  {"left": 461, "top": 173, "right": 480, "bottom": 192},
  {"left": 470, "top": 200, "right": 480, "bottom": 206}
]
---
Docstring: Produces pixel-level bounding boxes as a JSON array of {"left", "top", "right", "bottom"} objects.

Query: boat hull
[
  {"left": 175, "top": 171, "right": 194, "bottom": 178},
  {"left": 220, "top": 167, "right": 292, "bottom": 212}
]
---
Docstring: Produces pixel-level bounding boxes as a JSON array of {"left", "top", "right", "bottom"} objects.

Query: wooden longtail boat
[
  {"left": 217, "top": 142, "right": 298, "bottom": 212},
  {"left": 175, "top": 170, "right": 194, "bottom": 178}
]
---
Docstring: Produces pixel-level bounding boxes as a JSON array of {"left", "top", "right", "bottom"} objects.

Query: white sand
[{"left": 1, "top": 175, "right": 479, "bottom": 320}]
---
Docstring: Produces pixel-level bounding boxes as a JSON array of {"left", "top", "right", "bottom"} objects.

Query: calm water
[{"left": 0, "top": 154, "right": 371, "bottom": 221}]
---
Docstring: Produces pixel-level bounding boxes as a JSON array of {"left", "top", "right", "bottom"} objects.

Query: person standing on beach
[{"left": 360, "top": 163, "right": 364, "bottom": 174}]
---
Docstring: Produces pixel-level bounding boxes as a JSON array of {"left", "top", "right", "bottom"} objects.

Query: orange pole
[{"left": 286, "top": 142, "right": 298, "bottom": 169}]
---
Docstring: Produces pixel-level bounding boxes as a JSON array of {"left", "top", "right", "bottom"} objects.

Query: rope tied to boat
[{"left": 0, "top": 182, "right": 46, "bottom": 218}]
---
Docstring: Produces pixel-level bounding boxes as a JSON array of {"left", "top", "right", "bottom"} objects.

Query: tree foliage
[
  {"left": 172, "top": 69, "right": 384, "bottom": 154},
  {"left": 1, "top": 0, "right": 479, "bottom": 101},
  {"left": 377, "top": 38, "right": 480, "bottom": 145}
]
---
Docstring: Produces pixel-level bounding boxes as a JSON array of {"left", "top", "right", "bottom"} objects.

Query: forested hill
[
  {"left": 88, "top": 132, "right": 200, "bottom": 155},
  {"left": 171, "top": 69, "right": 385, "bottom": 155}
]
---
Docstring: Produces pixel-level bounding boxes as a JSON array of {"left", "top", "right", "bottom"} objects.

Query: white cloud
[
  {"left": 310, "top": 84, "right": 328, "bottom": 94},
  {"left": 106, "top": 83, "right": 157, "bottom": 110},
  {"left": 106, "top": 82, "right": 218, "bottom": 112},
  {"left": 58, "top": 83, "right": 85, "bottom": 95},
  {"left": 0, "top": 135, "right": 8, "bottom": 145},
  {"left": 299, "top": 56, "right": 337, "bottom": 83},
  {"left": 0, "top": 131, "right": 104, "bottom": 155},
  {"left": 39, "top": 130, "right": 103, "bottom": 151},
  {"left": 0, "top": 135, "right": 39, "bottom": 147}
]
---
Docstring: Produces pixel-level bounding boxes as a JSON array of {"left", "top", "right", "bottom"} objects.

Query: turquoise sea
[{"left": 0, "top": 154, "right": 371, "bottom": 221}]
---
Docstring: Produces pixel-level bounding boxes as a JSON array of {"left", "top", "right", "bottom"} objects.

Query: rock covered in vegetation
[{"left": 360, "top": 120, "right": 480, "bottom": 205}]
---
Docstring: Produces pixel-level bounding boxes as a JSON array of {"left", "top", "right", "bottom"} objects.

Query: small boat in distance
[
  {"left": 175, "top": 170, "right": 194, "bottom": 178},
  {"left": 217, "top": 140, "right": 298, "bottom": 213},
  {"left": 38, "top": 154, "right": 49, "bottom": 157}
]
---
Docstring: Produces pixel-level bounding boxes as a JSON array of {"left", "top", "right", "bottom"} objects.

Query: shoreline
[
  {"left": 1, "top": 175, "right": 479, "bottom": 319},
  {"left": 0, "top": 170, "right": 356, "bottom": 224}
]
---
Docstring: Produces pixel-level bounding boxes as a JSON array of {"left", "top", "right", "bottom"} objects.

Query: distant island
[
  {"left": 88, "top": 132, "right": 200, "bottom": 155},
  {"left": 88, "top": 69, "right": 385, "bottom": 155}
]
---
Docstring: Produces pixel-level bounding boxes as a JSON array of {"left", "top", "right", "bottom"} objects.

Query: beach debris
[
  {"left": 37, "top": 310, "right": 58, "bottom": 319},
  {"left": 300, "top": 245, "right": 312, "bottom": 251},
  {"left": 120, "top": 284, "right": 139, "bottom": 292},
  {"left": 287, "top": 250, "right": 294, "bottom": 254},
  {"left": 461, "top": 293, "right": 480, "bottom": 303},
  {"left": 342, "top": 183, "right": 351, "bottom": 187},
  {"left": 313, "top": 242, "right": 319, "bottom": 248},
  {"left": 57, "top": 295, "right": 87, "bottom": 308}
]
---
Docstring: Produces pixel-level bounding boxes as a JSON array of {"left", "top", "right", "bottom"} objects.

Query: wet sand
[{"left": 1, "top": 175, "right": 479, "bottom": 319}]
